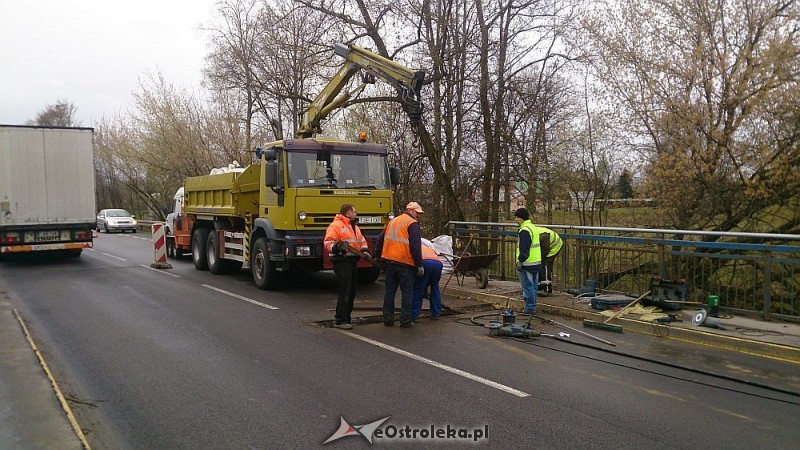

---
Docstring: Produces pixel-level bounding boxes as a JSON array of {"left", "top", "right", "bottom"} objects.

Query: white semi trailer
[{"left": 0, "top": 125, "right": 96, "bottom": 257}]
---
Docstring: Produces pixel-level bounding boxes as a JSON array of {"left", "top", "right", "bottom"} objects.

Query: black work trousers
[{"left": 333, "top": 258, "right": 359, "bottom": 324}]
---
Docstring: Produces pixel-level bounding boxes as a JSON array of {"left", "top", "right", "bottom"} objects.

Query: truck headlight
[
  {"left": 295, "top": 245, "right": 311, "bottom": 256},
  {"left": 298, "top": 211, "right": 307, "bottom": 220}
]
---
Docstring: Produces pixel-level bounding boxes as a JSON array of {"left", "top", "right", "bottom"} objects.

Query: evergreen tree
[{"left": 617, "top": 169, "right": 634, "bottom": 199}]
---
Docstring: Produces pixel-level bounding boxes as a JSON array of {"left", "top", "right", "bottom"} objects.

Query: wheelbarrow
[{"left": 441, "top": 253, "right": 499, "bottom": 289}]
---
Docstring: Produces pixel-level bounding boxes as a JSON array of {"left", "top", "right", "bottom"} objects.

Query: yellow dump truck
[
  {"left": 166, "top": 43, "right": 424, "bottom": 289},
  {"left": 170, "top": 138, "right": 397, "bottom": 289}
]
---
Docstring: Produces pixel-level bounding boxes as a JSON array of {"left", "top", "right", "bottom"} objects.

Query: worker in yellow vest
[
  {"left": 375, "top": 202, "right": 425, "bottom": 328},
  {"left": 513, "top": 208, "right": 542, "bottom": 314},
  {"left": 536, "top": 225, "right": 563, "bottom": 294}
]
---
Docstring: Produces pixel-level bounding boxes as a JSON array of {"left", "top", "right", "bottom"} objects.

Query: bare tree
[
  {"left": 296, "top": 0, "right": 467, "bottom": 222},
  {"left": 581, "top": 0, "right": 800, "bottom": 232},
  {"left": 204, "top": 0, "right": 339, "bottom": 144},
  {"left": 28, "top": 99, "right": 80, "bottom": 127},
  {"left": 95, "top": 72, "right": 247, "bottom": 219}
]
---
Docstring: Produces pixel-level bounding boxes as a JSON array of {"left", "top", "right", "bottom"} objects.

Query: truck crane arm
[{"left": 296, "top": 43, "right": 426, "bottom": 139}]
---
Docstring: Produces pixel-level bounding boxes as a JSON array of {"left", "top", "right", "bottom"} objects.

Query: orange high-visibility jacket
[
  {"left": 421, "top": 245, "right": 441, "bottom": 262},
  {"left": 324, "top": 214, "right": 367, "bottom": 256},
  {"left": 381, "top": 213, "right": 416, "bottom": 266}
]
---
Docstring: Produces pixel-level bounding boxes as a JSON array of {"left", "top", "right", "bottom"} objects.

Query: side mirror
[
  {"left": 389, "top": 167, "right": 401, "bottom": 186},
  {"left": 265, "top": 161, "right": 279, "bottom": 187},
  {"left": 131, "top": 215, "right": 136, "bottom": 219}
]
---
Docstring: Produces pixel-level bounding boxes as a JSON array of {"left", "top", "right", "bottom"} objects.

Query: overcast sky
[{"left": 0, "top": 0, "right": 218, "bottom": 126}]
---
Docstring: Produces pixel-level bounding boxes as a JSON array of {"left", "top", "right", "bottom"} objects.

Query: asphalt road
[{"left": 1, "top": 232, "right": 799, "bottom": 449}]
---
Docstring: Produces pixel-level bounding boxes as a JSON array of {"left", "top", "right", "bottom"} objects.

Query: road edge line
[{"left": 12, "top": 308, "right": 91, "bottom": 450}]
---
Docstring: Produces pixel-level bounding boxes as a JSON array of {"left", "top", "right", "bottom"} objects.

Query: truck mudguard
[{"left": 253, "top": 217, "right": 279, "bottom": 241}]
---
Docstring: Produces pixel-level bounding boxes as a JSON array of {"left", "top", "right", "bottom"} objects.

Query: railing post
[
  {"left": 763, "top": 251, "right": 772, "bottom": 321},
  {"left": 575, "top": 237, "right": 584, "bottom": 287},
  {"left": 500, "top": 227, "right": 507, "bottom": 281}
]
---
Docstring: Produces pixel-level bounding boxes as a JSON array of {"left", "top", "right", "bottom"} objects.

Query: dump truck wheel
[
  {"left": 252, "top": 237, "right": 280, "bottom": 290},
  {"left": 192, "top": 228, "right": 210, "bottom": 270},
  {"left": 207, "top": 231, "right": 223, "bottom": 274}
]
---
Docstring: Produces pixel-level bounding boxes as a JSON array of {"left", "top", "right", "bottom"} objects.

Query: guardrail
[
  {"left": 447, "top": 221, "right": 800, "bottom": 321},
  {"left": 136, "top": 220, "right": 160, "bottom": 231}
]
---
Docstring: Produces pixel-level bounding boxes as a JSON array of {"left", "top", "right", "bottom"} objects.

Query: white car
[{"left": 96, "top": 209, "right": 137, "bottom": 233}]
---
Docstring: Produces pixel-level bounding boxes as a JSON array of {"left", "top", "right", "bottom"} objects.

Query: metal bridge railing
[{"left": 447, "top": 222, "right": 800, "bottom": 322}]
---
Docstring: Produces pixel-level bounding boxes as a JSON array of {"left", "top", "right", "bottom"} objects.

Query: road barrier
[{"left": 149, "top": 222, "right": 171, "bottom": 269}]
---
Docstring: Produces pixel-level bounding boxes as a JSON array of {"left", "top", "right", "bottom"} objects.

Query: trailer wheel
[
  {"left": 252, "top": 237, "right": 281, "bottom": 290},
  {"left": 192, "top": 228, "right": 210, "bottom": 270}
]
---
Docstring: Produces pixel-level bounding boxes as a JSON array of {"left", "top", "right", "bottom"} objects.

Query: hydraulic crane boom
[{"left": 296, "top": 43, "right": 426, "bottom": 139}]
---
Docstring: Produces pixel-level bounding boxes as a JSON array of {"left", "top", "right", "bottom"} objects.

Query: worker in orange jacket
[
  {"left": 412, "top": 242, "right": 443, "bottom": 321},
  {"left": 324, "top": 203, "right": 370, "bottom": 330},
  {"left": 375, "top": 202, "right": 424, "bottom": 328}
]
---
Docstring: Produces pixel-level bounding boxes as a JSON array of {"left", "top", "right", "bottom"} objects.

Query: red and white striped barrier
[{"left": 151, "top": 223, "right": 170, "bottom": 267}]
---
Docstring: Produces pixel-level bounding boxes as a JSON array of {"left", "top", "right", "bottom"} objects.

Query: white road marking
[
  {"left": 139, "top": 264, "right": 181, "bottom": 278},
  {"left": 202, "top": 284, "right": 279, "bottom": 310},
  {"left": 342, "top": 332, "right": 530, "bottom": 398},
  {"left": 102, "top": 252, "right": 127, "bottom": 261}
]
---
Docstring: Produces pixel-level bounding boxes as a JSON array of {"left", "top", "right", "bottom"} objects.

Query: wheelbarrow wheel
[{"left": 475, "top": 268, "right": 489, "bottom": 289}]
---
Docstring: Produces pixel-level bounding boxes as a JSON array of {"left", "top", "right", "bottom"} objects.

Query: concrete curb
[{"left": 443, "top": 286, "right": 800, "bottom": 364}]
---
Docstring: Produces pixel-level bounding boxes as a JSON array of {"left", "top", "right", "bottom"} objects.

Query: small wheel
[{"left": 475, "top": 268, "right": 489, "bottom": 289}]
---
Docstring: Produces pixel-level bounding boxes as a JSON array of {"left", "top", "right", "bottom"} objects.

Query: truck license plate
[
  {"left": 36, "top": 231, "right": 60, "bottom": 242},
  {"left": 358, "top": 216, "right": 382, "bottom": 224}
]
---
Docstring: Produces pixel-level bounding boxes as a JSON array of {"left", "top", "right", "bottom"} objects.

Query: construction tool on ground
[
  {"left": 537, "top": 316, "right": 616, "bottom": 346},
  {"left": 655, "top": 314, "right": 683, "bottom": 323},
  {"left": 583, "top": 290, "right": 650, "bottom": 333},
  {"left": 486, "top": 311, "right": 540, "bottom": 339}
]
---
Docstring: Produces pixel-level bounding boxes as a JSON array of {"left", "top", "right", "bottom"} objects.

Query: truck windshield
[{"left": 287, "top": 150, "right": 389, "bottom": 189}]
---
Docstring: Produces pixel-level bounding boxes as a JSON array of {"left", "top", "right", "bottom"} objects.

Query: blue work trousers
[
  {"left": 519, "top": 266, "right": 540, "bottom": 313},
  {"left": 383, "top": 263, "right": 415, "bottom": 326},
  {"left": 412, "top": 259, "right": 443, "bottom": 319}
]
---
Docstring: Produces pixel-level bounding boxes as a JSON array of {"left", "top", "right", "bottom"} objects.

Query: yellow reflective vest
[{"left": 516, "top": 220, "right": 542, "bottom": 266}]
